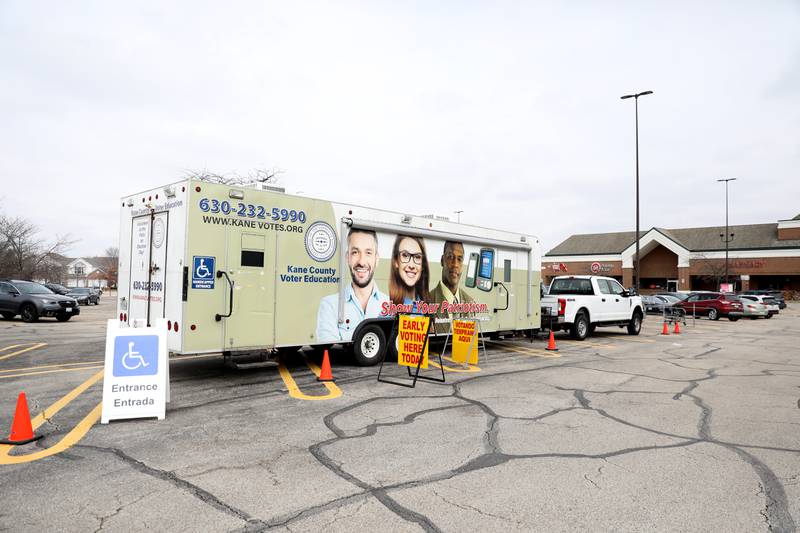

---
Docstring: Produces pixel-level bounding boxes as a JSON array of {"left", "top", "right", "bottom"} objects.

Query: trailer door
[
  {"left": 128, "top": 211, "right": 168, "bottom": 326},
  {"left": 497, "top": 255, "right": 516, "bottom": 330},
  {"left": 220, "top": 230, "right": 276, "bottom": 349}
]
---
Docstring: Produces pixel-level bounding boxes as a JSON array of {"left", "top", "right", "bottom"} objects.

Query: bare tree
[
  {"left": 692, "top": 254, "right": 729, "bottom": 290},
  {"left": 100, "top": 246, "right": 119, "bottom": 288},
  {"left": 183, "top": 168, "right": 283, "bottom": 187},
  {"left": 0, "top": 214, "right": 75, "bottom": 280}
]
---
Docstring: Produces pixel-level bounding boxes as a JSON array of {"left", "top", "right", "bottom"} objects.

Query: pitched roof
[
  {"left": 547, "top": 223, "right": 800, "bottom": 256},
  {"left": 546, "top": 230, "right": 645, "bottom": 255},
  {"left": 794, "top": 213, "right": 800, "bottom": 221}
]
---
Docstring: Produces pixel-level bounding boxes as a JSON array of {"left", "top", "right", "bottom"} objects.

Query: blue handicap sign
[
  {"left": 113, "top": 335, "right": 159, "bottom": 377},
  {"left": 192, "top": 256, "right": 215, "bottom": 289}
]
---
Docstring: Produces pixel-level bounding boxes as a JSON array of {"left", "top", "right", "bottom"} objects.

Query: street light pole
[
  {"left": 717, "top": 178, "right": 736, "bottom": 290},
  {"left": 454, "top": 210, "right": 463, "bottom": 223},
  {"left": 620, "top": 90, "right": 653, "bottom": 293}
]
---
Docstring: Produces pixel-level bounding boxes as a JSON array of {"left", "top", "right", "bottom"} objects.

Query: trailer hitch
[{"left": 215, "top": 270, "right": 234, "bottom": 321}]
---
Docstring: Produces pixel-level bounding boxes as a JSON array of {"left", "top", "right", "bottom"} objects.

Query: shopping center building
[{"left": 542, "top": 214, "right": 800, "bottom": 295}]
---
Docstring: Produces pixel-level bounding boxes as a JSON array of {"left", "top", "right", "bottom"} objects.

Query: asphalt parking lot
[{"left": 0, "top": 297, "right": 799, "bottom": 532}]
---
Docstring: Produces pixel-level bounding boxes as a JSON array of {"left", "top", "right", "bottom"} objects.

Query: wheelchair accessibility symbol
[
  {"left": 113, "top": 335, "right": 158, "bottom": 377},
  {"left": 192, "top": 256, "right": 215, "bottom": 289}
]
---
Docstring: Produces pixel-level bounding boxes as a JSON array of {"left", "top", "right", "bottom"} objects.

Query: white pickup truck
[{"left": 541, "top": 275, "right": 644, "bottom": 340}]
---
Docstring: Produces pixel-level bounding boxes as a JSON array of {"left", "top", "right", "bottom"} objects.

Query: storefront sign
[
  {"left": 451, "top": 319, "right": 478, "bottom": 364},
  {"left": 590, "top": 262, "right": 613, "bottom": 274},
  {"left": 550, "top": 263, "right": 568, "bottom": 272},
  {"left": 101, "top": 320, "right": 168, "bottom": 423},
  {"left": 730, "top": 260, "right": 766, "bottom": 269},
  {"left": 397, "top": 315, "right": 429, "bottom": 369}
]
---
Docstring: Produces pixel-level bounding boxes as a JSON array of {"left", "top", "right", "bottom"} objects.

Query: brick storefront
[{"left": 543, "top": 216, "right": 800, "bottom": 297}]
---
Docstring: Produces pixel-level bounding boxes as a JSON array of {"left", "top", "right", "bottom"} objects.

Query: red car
[{"left": 678, "top": 292, "right": 742, "bottom": 321}]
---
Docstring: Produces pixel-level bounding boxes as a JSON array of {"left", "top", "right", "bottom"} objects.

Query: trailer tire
[{"left": 353, "top": 324, "right": 386, "bottom": 366}]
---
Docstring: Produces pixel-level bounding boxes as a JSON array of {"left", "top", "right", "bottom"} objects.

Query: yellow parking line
[
  {"left": 28, "top": 370, "right": 104, "bottom": 429},
  {"left": 0, "top": 360, "right": 103, "bottom": 375},
  {"left": 0, "top": 352, "right": 240, "bottom": 462},
  {"left": 0, "top": 343, "right": 48, "bottom": 361},
  {"left": 491, "top": 342, "right": 560, "bottom": 358},
  {"left": 600, "top": 336, "right": 656, "bottom": 343},
  {"left": 559, "top": 339, "right": 615, "bottom": 349},
  {"left": 0, "top": 404, "right": 102, "bottom": 465},
  {"left": 0, "top": 365, "right": 104, "bottom": 380},
  {"left": 278, "top": 360, "right": 342, "bottom": 401},
  {"left": 429, "top": 356, "right": 482, "bottom": 373},
  {"left": 0, "top": 369, "right": 104, "bottom": 464}
]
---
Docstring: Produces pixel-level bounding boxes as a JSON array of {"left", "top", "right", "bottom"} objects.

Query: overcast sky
[{"left": 2, "top": 1, "right": 799, "bottom": 257}]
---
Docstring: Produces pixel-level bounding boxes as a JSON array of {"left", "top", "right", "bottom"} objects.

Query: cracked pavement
[{"left": 0, "top": 300, "right": 799, "bottom": 532}]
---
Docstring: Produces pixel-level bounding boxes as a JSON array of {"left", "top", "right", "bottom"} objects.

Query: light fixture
[
  {"left": 229, "top": 189, "right": 245, "bottom": 199},
  {"left": 164, "top": 186, "right": 176, "bottom": 198}
]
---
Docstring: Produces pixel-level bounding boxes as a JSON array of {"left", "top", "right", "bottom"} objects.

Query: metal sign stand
[
  {"left": 377, "top": 314, "right": 445, "bottom": 388},
  {"left": 439, "top": 314, "right": 487, "bottom": 368}
]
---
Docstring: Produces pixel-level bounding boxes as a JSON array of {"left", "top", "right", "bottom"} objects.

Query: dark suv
[
  {"left": 66, "top": 287, "right": 100, "bottom": 305},
  {"left": 678, "top": 292, "right": 743, "bottom": 321},
  {"left": 0, "top": 280, "right": 80, "bottom": 322},
  {"left": 44, "top": 282, "right": 71, "bottom": 295}
]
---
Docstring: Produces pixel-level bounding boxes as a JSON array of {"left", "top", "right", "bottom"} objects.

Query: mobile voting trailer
[{"left": 117, "top": 179, "right": 542, "bottom": 365}]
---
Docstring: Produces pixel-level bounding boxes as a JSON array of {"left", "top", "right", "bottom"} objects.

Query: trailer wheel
[{"left": 353, "top": 324, "right": 386, "bottom": 366}]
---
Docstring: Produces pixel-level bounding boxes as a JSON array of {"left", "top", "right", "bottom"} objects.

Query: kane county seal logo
[{"left": 305, "top": 221, "right": 337, "bottom": 262}]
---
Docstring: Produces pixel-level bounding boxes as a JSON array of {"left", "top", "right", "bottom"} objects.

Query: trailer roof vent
[
  {"left": 520, "top": 236, "right": 527, "bottom": 243},
  {"left": 401, "top": 214, "right": 413, "bottom": 224},
  {"left": 421, "top": 214, "right": 450, "bottom": 222},
  {"left": 253, "top": 182, "right": 286, "bottom": 194}
]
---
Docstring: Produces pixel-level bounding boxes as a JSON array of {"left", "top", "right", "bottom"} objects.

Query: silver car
[
  {"left": 733, "top": 296, "right": 769, "bottom": 319},
  {"left": 739, "top": 295, "right": 778, "bottom": 317}
]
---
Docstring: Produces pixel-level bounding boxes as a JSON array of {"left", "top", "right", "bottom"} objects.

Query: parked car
[
  {"left": 742, "top": 290, "right": 787, "bottom": 309},
  {"left": 657, "top": 292, "right": 689, "bottom": 303},
  {"left": 541, "top": 275, "right": 644, "bottom": 340},
  {"left": 44, "top": 282, "right": 71, "bottom": 295},
  {"left": 642, "top": 295, "right": 674, "bottom": 314},
  {"left": 66, "top": 287, "right": 100, "bottom": 305},
  {"left": 739, "top": 294, "right": 779, "bottom": 317},
  {"left": 731, "top": 296, "right": 769, "bottom": 319},
  {"left": 89, "top": 287, "right": 102, "bottom": 301},
  {"left": 0, "top": 279, "right": 80, "bottom": 322},
  {"left": 677, "top": 292, "right": 743, "bottom": 321}
]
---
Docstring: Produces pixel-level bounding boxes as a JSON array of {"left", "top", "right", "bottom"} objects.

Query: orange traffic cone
[
  {"left": 0, "top": 392, "right": 43, "bottom": 445},
  {"left": 317, "top": 350, "right": 335, "bottom": 382},
  {"left": 673, "top": 321, "right": 681, "bottom": 334},
  {"left": 661, "top": 321, "right": 670, "bottom": 335},
  {"left": 545, "top": 330, "right": 558, "bottom": 351}
]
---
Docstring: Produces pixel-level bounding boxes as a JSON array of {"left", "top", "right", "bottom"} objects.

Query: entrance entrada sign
[{"left": 101, "top": 319, "right": 168, "bottom": 423}]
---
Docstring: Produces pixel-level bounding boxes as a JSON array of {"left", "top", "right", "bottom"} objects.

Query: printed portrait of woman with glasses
[{"left": 389, "top": 234, "right": 430, "bottom": 310}]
